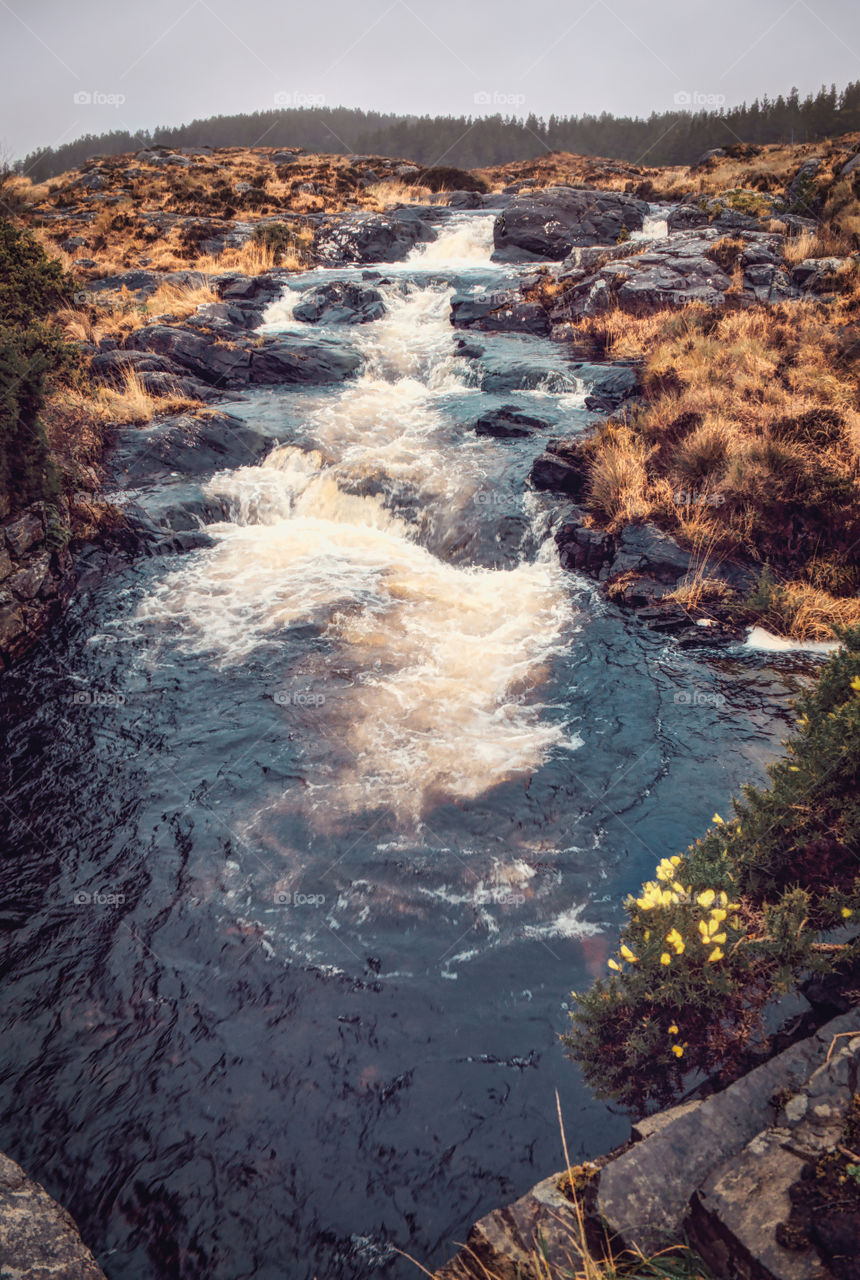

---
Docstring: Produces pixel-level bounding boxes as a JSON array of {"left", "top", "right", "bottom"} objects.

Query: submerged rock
[
  {"left": 472, "top": 405, "right": 550, "bottom": 438},
  {"left": 0, "top": 1150, "right": 107, "bottom": 1279}
]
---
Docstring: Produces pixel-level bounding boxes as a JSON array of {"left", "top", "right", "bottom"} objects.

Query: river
[{"left": 0, "top": 211, "right": 808, "bottom": 1279}]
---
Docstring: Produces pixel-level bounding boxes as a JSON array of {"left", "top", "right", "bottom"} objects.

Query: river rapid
[{"left": 0, "top": 212, "right": 811, "bottom": 1279}]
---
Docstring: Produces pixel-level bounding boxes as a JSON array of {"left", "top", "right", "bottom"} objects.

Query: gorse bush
[
  {"left": 0, "top": 218, "right": 78, "bottom": 514},
  {"left": 565, "top": 627, "right": 860, "bottom": 1112}
]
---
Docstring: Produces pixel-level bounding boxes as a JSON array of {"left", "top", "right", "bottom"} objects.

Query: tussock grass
[
  {"left": 55, "top": 368, "right": 200, "bottom": 428},
  {"left": 574, "top": 299, "right": 860, "bottom": 637}
]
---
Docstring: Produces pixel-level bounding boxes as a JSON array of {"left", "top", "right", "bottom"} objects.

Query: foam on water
[{"left": 135, "top": 215, "right": 576, "bottom": 819}]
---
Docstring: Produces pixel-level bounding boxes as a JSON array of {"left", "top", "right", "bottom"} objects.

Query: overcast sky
[{"left": 2, "top": 0, "right": 859, "bottom": 161}]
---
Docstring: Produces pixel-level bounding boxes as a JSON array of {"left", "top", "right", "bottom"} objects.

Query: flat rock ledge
[
  {"left": 435, "top": 1008, "right": 860, "bottom": 1280},
  {"left": 0, "top": 1150, "right": 106, "bottom": 1279}
]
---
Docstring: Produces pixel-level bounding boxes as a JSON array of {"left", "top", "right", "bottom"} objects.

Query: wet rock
[
  {"left": 109, "top": 412, "right": 275, "bottom": 486},
  {"left": 84, "top": 268, "right": 212, "bottom": 299},
  {"left": 125, "top": 325, "right": 251, "bottom": 386},
  {"left": 436, "top": 1173, "right": 590, "bottom": 1280},
  {"left": 446, "top": 190, "right": 483, "bottom": 210},
  {"left": 596, "top": 1008, "right": 860, "bottom": 1254},
  {"left": 688, "top": 1032, "right": 860, "bottom": 1280},
  {"left": 316, "top": 208, "right": 436, "bottom": 263},
  {"left": 481, "top": 363, "right": 576, "bottom": 394},
  {"left": 292, "top": 280, "right": 386, "bottom": 324},
  {"left": 7, "top": 551, "right": 52, "bottom": 601},
  {"left": 472, "top": 406, "right": 550, "bottom": 438},
  {"left": 249, "top": 337, "right": 363, "bottom": 383},
  {"left": 0, "top": 1149, "right": 107, "bottom": 1279},
  {"left": 551, "top": 230, "right": 796, "bottom": 318},
  {"left": 124, "top": 483, "right": 232, "bottom": 533},
  {"left": 667, "top": 200, "right": 761, "bottom": 233},
  {"left": 607, "top": 522, "right": 692, "bottom": 583},
  {"left": 555, "top": 519, "right": 614, "bottom": 573},
  {"left": 576, "top": 362, "right": 639, "bottom": 412},
  {"left": 493, "top": 187, "right": 648, "bottom": 260},
  {"left": 841, "top": 152, "right": 860, "bottom": 177},
  {"left": 451, "top": 291, "right": 550, "bottom": 336},
  {"left": 529, "top": 441, "right": 590, "bottom": 499}
]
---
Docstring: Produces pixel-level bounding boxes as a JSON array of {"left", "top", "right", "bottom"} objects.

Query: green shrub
[
  {"left": 565, "top": 627, "right": 860, "bottom": 1112},
  {"left": 0, "top": 219, "right": 78, "bottom": 515}
]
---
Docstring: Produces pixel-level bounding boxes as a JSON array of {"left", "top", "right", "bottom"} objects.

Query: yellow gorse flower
[
  {"left": 712, "top": 813, "right": 724, "bottom": 825},
  {"left": 607, "top": 958, "right": 621, "bottom": 971},
  {"left": 672, "top": 1044, "right": 684, "bottom": 1058},
  {"left": 851, "top": 675, "right": 860, "bottom": 693},
  {"left": 660, "top": 952, "right": 672, "bottom": 966},
  {"left": 665, "top": 927, "right": 685, "bottom": 955},
  {"left": 696, "top": 889, "right": 716, "bottom": 909},
  {"left": 668, "top": 1023, "right": 679, "bottom": 1035},
  {"left": 841, "top": 907, "right": 853, "bottom": 919},
  {"left": 707, "top": 946, "right": 725, "bottom": 962},
  {"left": 620, "top": 944, "right": 638, "bottom": 963}
]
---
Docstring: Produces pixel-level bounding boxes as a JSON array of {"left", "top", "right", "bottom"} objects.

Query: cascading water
[{"left": 0, "top": 210, "right": 804, "bottom": 1280}]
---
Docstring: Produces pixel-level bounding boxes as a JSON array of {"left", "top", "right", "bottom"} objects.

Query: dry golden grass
[
  {"left": 365, "top": 178, "right": 433, "bottom": 208},
  {"left": 588, "top": 425, "right": 652, "bottom": 526},
  {"left": 145, "top": 276, "right": 217, "bottom": 317},
  {"left": 55, "top": 368, "right": 201, "bottom": 428},
  {"left": 751, "top": 579, "right": 860, "bottom": 641},
  {"left": 573, "top": 298, "right": 860, "bottom": 637}
]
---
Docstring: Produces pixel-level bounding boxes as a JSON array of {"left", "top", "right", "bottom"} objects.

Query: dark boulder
[
  {"left": 316, "top": 208, "right": 436, "bottom": 263},
  {"left": 667, "top": 200, "right": 761, "bottom": 234},
  {"left": 555, "top": 519, "right": 614, "bottom": 573},
  {"left": 481, "top": 363, "right": 578, "bottom": 394},
  {"left": 109, "top": 412, "right": 275, "bottom": 487},
  {"left": 446, "top": 190, "right": 483, "bottom": 210},
  {"left": 472, "top": 405, "right": 550, "bottom": 438},
  {"left": 607, "top": 522, "right": 692, "bottom": 584},
  {"left": 529, "top": 441, "right": 591, "bottom": 499},
  {"left": 250, "top": 337, "right": 363, "bottom": 384},
  {"left": 493, "top": 187, "right": 648, "bottom": 261},
  {"left": 451, "top": 291, "right": 550, "bottom": 336},
  {"left": 292, "top": 281, "right": 386, "bottom": 324},
  {"left": 577, "top": 363, "right": 639, "bottom": 412},
  {"left": 125, "top": 325, "right": 251, "bottom": 386}
]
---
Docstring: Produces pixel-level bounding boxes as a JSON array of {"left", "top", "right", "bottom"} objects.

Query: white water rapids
[{"left": 136, "top": 218, "right": 576, "bottom": 819}]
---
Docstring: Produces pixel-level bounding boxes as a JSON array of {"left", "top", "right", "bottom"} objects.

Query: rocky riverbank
[{"left": 436, "top": 1005, "right": 860, "bottom": 1280}]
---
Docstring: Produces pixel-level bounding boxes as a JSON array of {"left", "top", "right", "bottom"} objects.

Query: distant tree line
[{"left": 20, "top": 81, "right": 860, "bottom": 180}]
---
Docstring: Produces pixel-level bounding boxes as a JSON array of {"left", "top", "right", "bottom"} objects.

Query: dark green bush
[
  {"left": 565, "top": 627, "right": 860, "bottom": 1112},
  {"left": 0, "top": 219, "right": 78, "bottom": 515}
]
